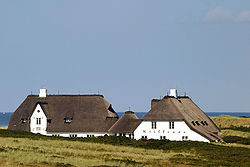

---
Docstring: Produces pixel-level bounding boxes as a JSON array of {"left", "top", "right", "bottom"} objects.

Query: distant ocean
[
  {"left": 0, "top": 112, "right": 249, "bottom": 127},
  {"left": 117, "top": 112, "right": 250, "bottom": 119}
]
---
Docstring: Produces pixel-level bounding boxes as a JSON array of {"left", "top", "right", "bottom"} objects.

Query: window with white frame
[
  {"left": 151, "top": 121, "right": 157, "bottom": 129},
  {"left": 169, "top": 121, "right": 174, "bottom": 129},
  {"left": 36, "top": 118, "right": 41, "bottom": 125},
  {"left": 141, "top": 136, "right": 147, "bottom": 139}
]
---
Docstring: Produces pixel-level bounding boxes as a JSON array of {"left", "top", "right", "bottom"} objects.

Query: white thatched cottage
[
  {"left": 109, "top": 89, "right": 221, "bottom": 142},
  {"left": 8, "top": 89, "right": 118, "bottom": 137}
]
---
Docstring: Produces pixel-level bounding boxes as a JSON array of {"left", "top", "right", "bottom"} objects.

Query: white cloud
[
  {"left": 203, "top": 7, "right": 233, "bottom": 22},
  {"left": 238, "top": 10, "right": 250, "bottom": 22}
]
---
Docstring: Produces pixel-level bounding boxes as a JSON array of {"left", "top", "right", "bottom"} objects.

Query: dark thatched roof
[
  {"left": 8, "top": 95, "right": 118, "bottom": 133},
  {"left": 108, "top": 111, "right": 142, "bottom": 133},
  {"left": 142, "top": 96, "right": 221, "bottom": 141}
]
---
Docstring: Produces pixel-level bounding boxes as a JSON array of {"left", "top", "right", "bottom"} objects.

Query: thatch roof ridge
[{"left": 28, "top": 94, "right": 104, "bottom": 97}]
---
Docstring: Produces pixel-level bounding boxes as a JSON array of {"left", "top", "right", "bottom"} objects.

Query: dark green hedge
[
  {"left": 221, "top": 126, "right": 250, "bottom": 133},
  {"left": 223, "top": 136, "right": 250, "bottom": 145}
]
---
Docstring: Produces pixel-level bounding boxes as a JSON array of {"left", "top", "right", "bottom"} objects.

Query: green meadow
[{"left": 0, "top": 115, "right": 249, "bottom": 167}]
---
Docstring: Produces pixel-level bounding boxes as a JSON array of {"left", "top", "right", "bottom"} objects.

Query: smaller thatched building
[{"left": 108, "top": 111, "right": 142, "bottom": 138}]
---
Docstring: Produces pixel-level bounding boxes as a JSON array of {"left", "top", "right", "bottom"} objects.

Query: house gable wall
[{"left": 30, "top": 104, "right": 47, "bottom": 135}]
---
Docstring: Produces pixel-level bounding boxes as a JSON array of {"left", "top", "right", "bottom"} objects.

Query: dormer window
[
  {"left": 195, "top": 121, "right": 200, "bottom": 126},
  {"left": 64, "top": 118, "right": 72, "bottom": 123},
  {"left": 201, "top": 121, "right": 205, "bottom": 126},
  {"left": 47, "top": 119, "right": 52, "bottom": 123},
  {"left": 204, "top": 121, "right": 208, "bottom": 126},
  {"left": 191, "top": 121, "right": 196, "bottom": 126},
  {"left": 21, "top": 118, "right": 27, "bottom": 123}
]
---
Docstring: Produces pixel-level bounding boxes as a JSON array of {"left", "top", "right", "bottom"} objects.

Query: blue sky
[{"left": 0, "top": 0, "right": 250, "bottom": 113}]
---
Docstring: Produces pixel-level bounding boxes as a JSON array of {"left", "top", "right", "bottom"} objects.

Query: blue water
[
  {"left": 0, "top": 113, "right": 12, "bottom": 127},
  {"left": 0, "top": 112, "right": 249, "bottom": 127},
  {"left": 117, "top": 112, "right": 250, "bottom": 119}
]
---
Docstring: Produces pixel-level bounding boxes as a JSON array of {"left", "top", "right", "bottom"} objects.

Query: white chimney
[
  {"left": 169, "top": 89, "right": 177, "bottom": 98},
  {"left": 39, "top": 88, "right": 47, "bottom": 98}
]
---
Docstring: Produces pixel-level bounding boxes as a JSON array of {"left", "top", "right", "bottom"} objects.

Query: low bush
[
  {"left": 223, "top": 136, "right": 250, "bottom": 145},
  {"left": 221, "top": 126, "right": 250, "bottom": 132}
]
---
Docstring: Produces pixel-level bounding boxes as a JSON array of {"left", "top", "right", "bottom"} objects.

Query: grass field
[
  {"left": 211, "top": 115, "right": 250, "bottom": 128},
  {"left": 0, "top": 137, "right": 179, "bottom": 167},
  {"left": 0, "top": 115, "right": 249, "bottom": 167},
  {"left": 0, "top": 132, "right": 250, "bottom": 167}
]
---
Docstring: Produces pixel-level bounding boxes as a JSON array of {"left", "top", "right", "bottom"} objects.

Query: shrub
[
  {"left": 223, "top": 136, "right": 250, "bottom": 145},
  {"left": 221, "top": 126, "right": 250, "bottom": 133}
]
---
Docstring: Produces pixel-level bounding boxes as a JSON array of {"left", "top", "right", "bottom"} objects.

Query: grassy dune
[
  {"left": 210, "top": 115, "right": 250, "bottom": 145},
  {"left": 211, "top": 115, "right": 250, "bottom": 128},
  {"left": 0, "top": 126, "right": 7, "bottom": 129}
]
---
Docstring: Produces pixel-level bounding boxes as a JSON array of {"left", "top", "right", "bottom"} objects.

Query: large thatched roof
[
  {"left": 142, "top": 96, "right": 221, "bottom": 141},
  {"left": 8, "top": 95, "right": 118, "bottom": 132},
  {"left": 109, "top": 111, "right": 142, "bottom": 133}
]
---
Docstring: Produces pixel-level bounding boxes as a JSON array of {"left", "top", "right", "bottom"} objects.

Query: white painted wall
[
  {"left": 30, "top": 104, "right": 47, "bottom": 135},
  {"left": 46, "top": 132, "right": 110, "bottom": 138},
  {"left": 134, "top": 121, "right": 209, "bottom": 142}
]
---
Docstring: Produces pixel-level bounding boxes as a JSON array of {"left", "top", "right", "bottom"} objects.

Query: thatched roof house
[
  {"left": 109, "top": 111, "right": 142, "bottom": 134},
  {"left": 141, "top": 94, "right": 221, "bottom": 142},
  {"left": 8, "top": 90, "right": 118, "bottom": 134}
]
